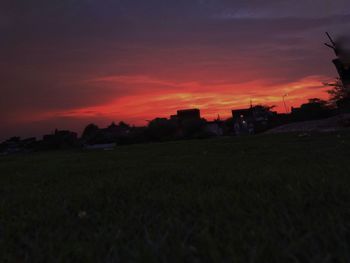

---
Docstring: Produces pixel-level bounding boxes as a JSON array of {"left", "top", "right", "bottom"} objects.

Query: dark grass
[{"left": 1, "top": 132, "right": 350, "bottom": 262}]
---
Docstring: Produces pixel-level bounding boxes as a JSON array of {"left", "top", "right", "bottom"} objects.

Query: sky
[{"left": 1, "top": 0, "right": 350, "bottom": 140}]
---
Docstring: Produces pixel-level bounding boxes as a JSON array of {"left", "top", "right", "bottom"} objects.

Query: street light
[{"left": 282, "top": 94, "right": 289, "bottom": 113}]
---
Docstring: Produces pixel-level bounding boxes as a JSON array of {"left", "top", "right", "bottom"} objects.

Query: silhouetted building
[
  {"left": 0, "top": 137, "right": 37, "bottom": 154},
  {"left": 147, "top": 118, "right": 178, "bottom": 140},
  {"left": 101, "top": 122, "right": 131, "bottom": 142},
  {"left": 232, "top": 105, "right": 276, "bottom": 135},
  {"left": 291, "top": 99, "right": 331, "bottom": 121},
  {"left": 42, "top": 130, "right": 78, "bottom": 149},
  {"left": 170, "top": 114, "right": 178, "bottom": 121},
  {"left": 205, "top": 121, "right": 224, "bottom": 136},
  {"left": 82, "top": 122, "right": 131, "bottom": 145},
  {"left": 176, "top": 109, "right": 201, "bottom": 122}
]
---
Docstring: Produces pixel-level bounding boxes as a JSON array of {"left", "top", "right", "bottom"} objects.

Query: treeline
[
  {"left": 0, "top": 118, "right": 233, "bottom": 154},
  {"left": 1, "top": 78, "right": 350, "bottom": 154}
]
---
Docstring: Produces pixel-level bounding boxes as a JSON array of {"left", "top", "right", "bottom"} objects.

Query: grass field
[{"left": 1, "top": 132, "right": 350, "bottom": 262}]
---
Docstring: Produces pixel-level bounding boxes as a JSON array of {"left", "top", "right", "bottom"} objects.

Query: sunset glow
[
  {"left": 40, "top": 75, "right": 330, "bottom": 124},
  {"left": 2, "top": 1, "right": 350, "bottom": 139}
]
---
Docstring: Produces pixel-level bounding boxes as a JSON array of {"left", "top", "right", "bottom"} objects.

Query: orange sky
[{"left": 30, "top": 75, "right": 330, "bottom": 126}]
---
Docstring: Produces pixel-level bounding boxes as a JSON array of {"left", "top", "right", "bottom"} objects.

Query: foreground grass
[{"left": 1, "top": 133, "right": 350, "bottom": 262}]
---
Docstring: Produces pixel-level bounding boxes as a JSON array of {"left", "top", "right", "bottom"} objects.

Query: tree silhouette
[
  {"left": 324, "top": 78, "right": 350, "bottom": 106},
  {"left": 82, "top": 123, "right": 100, "bottom": 142}
]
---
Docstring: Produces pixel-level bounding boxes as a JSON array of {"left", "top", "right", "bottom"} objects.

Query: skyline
[{"left": 2, "top": 0, "right": 350, "bottom": 140}]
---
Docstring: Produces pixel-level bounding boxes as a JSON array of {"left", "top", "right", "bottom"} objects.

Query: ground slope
[{"left": 267, "top": 114, "right": 350, "bottom": 134}]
